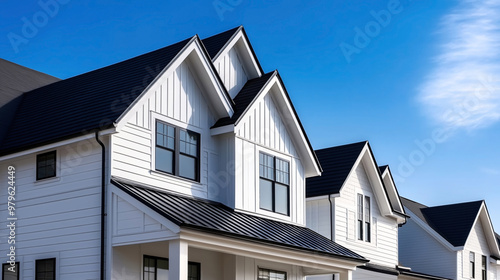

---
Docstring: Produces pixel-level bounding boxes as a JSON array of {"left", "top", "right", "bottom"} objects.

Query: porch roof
[{"left": 111, "top": 179, "right": 367, "bottom": 263}]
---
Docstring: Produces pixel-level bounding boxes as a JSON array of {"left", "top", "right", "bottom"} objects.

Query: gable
[
  {"left": 216, "top": 47, "right": 249, "bottom": 98},
  {"left": 466, "top": 217, "right": 491, "bottom": 256}
]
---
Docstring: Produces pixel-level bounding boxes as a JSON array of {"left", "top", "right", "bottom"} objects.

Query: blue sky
[{"left": 2, "top": 0, "right": 499, "bottom": 231}]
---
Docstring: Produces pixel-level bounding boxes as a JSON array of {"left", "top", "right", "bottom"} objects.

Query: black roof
[
  {"left": 201, "top": 26, "right": 241, "bottom": 59},
  {"left": 212, "top": 71, "right": 275, "bottom": 128},
  {"left": 496, "top": 232, "right": 500, "bottom": 246},
  {"left": 359, "top": 264, "right": 451, "bottom": 280},
  {"left": 112, "top": 179, "right": 367, "bottom": 262},
  {"left": 306, "top": 141, "right": 367, "bottom": 198},
  {"left": 401, "top": 197, "right": 483, "bottom": 247},
  {"left": 379, "top": 165, "right": 388, "bottom": 174},
  {"left": 0, "top": 37, "right": 192, "bottom": 156}
]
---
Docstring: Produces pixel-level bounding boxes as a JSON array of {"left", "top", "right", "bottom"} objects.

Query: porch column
[
  {"left": 338, "top": 270, "right": 352, "bottom": 280},
  {"left": 169, "top": 239, "right": 188, "bottom": 280}
]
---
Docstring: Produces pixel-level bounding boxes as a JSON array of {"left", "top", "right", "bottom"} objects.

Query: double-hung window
[
  {"left": 357, "top": 194, "right": 371, "bottom": 242},
  {"left": 258, "top": 268, "right": 286, "bottom": 280},
  {"left": 470, "top": 252, "right": 476, "bottom": 279},
  {"left": 155, "top": 121, "right": 200, "bottom": 181},
  {"left": 259, "top": 153, "right": 289, "bottom": 216},
  {"left": 143, "top": 255, "right": 200, "bottom": 280},
  {"left": 2, "top": 262, "right": 19, "bottom": 280}
]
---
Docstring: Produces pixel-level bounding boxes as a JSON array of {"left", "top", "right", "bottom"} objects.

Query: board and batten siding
[
  {"left": 464, "top": 218, "right": 495, "bottom": 280},
  {"left": 334, "top": 163, "right": 398, "bottom": 267},
  {"left": 0, "top": 139, "right": 105, "bottom": 280},
  {"left": 399, "top": 211, "right": 457, "bottom": 279},
  {"left": 111, "top": 61, "right": 232, "bottom": 203},
  {"left": 215, "top": 47, "right": 248, "bottom": 99},
  {"left": 306, "top": 198, "right": 331, "bottom": 239},
  {"left": 233, "top": 92, "right": 305, "bottom": 225}
]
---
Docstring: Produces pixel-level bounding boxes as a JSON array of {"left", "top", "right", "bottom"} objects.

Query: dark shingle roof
[
  {"left": 306, "top": 141, "right": 367, "bottom": 198},
  {"left": 212, "top": 71, "right": 275, "bottom": 128},
  {"left": 112, "top": 179, "right": 367, "bottom": 262},
  {"left": 0, "top": 37, "right": 192, "bottom": 156},
  {"left": 202, "top": 26, "right": 240, "bottom": 59},
  {"left": 379, "top": 165, "right": 388, "bottom": 174},
  {"left": 401, "top": 197, "right": 483, "bottom": 247}
]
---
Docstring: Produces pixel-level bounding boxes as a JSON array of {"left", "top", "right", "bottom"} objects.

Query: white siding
[
  {"left": 306, "top": 198, "right": 331, "bottom": 239},
  {"left": 333, "top": 163, "right": 399, "bottom": 267},
  {"left": 215, "top": 48, "right": 248, "bottom": 98},
  {"left": 233, "top": 93, "right": 304, "bottom": 224},
  {"left": 398, "top": 216, "right": 456, "bottom": 279},
  {"left": 112, "top": 61, "right": 228, "bottom": 203},
  {"left": 464, "top": 218, "right": 495, "bottom": 280},
  {"left": 0, "top": 139, "right": 104, "bottom": 280}
]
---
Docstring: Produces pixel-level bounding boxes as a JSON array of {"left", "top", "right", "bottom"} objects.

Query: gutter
[{"left": 95, "top": 132, "right": 106, "bottom": 280}]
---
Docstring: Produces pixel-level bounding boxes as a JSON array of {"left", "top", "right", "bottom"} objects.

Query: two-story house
[
  {"left": 400, "top": 198, "right": 500, "bottom": 280},
  {"left": 305, "top": 141, "right": 450, "bottom": 280},
  {"left": 0, "top": 27, "right": 369, "bottom": 280}
]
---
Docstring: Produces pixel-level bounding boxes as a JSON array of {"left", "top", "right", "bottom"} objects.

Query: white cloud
[{"left": 418, "top": 0, "right": 500, "bottom": 131}]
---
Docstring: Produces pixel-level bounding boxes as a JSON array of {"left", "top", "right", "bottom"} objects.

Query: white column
[
  {"left": 338, "top": 270, "right": 352, "bottom": 280},
  {"left": 169, "top": 239, "right": 188, "bottom": 280}
]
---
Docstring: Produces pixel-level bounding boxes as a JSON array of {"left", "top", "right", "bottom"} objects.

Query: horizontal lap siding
[
  {"left": 465, "top": 218, "right": 494, "bottom": 280},
  {"left": 0, "top": 140, "right": 103, "bottom": 279}
]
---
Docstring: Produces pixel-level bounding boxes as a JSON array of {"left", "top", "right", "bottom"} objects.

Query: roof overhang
[
  {"left": 380, "top": 166, "right": 408, "bottom": 219},
  {"left": 115, "top": 36, "right": 234, "bottom": 131},
  {"left": 466, "top": 202, "right": 500, "bottom": 257},
  {"left": 212, "top": 26, "right": 262, "bottom": 79}
]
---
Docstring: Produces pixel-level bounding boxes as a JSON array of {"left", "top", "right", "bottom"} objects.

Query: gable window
[
  {"left": 470, "top": 252, "right": 475, "bottom": 279},
  {"left": 155, "top": 121, "right": 200, "bottom": 181},
  {"left": 482, "top": 255, "right": 487, "bottom": 280},
  {"left": 357, "top": 194, "right": 371, "bottom": 242},
  {"left": 258, "top": 268, "right": 286, "bottom": 280},
  {"left": 36, "top": 258, "right": 55, "bottom": 280},
  {"left": 143, "top": 255, "right": 200, "bottom": 280},
  {"left": 36, "top": 151, "right": 56, "bottom": 180},
  {"left": 2, "top": 262, "right": 19, "bottom": 280},
  {"left": 259, "top": 153, "right": 289, "bottom": 216}
]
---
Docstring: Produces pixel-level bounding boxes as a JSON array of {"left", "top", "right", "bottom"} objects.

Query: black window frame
[
  {"left": 2, "top": 262, "right": 19, "bottom": 280},
  {"left": 482, "top": 255, "right": 487, "bottom": 280},
  {"left": 155, "top": 121, "right": 200, "bottom": 182},
  {"left": 470, "top": 252, "right": 476, "bottom": 279},
  {"left": 143, "top": 255, "right": 200, "bottom": 280},
  {"left": 35, "top": 258, "right": 55, "bottom": 280},
  {"left": 357, "top": 194, "right": 371, "bottom": 242},
  {"left": 258, "top": 268, "right": 287, "bottom": 280},
  {"left": 357, "top": 194, "right": 363, "bottom": 240},
  {"left": 259, "top": 152, "right": 290, "bottom": 216},
  {"left": 364, "top": 196, "right": 371, "bottom": 242},
  {"left": 36, "top": 151, "right": 56, "bottom": 180}
]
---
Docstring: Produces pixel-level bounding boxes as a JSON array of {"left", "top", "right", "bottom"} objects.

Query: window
[
  {"left": 258, "top": 268, "right": 286, "bottom": 280},
  {"left": 470, "top": 252, "right": 475, "bottom": 279},
  {"left": 143, "top": 255, "right": 200, "bottom": 280},
  {"left": 357, "top": 194, "right": 371, "bottom": 242},
  {"left": 36, "top": 151, "right": 56, "bottom": 180},
  {"left": 482, "top": 255, "right": 487, "bottom": 280},
  {"left": 36, "top": 258, "right": 55, "bottom": 280},
  {"left": 156, "top": 121, "right": 200, "bottom": 181},
  {"left": 357, "top": 194, "right": 363, "bottom": 240},
  {"left": 2, "top": 262, "right": 19, "bottom": 280},
  {"left": 364, "top": 196, "right": 371, "bottom": 242},
  {"left": 259, "top": 153, "right": 289, "bottom": 216}
]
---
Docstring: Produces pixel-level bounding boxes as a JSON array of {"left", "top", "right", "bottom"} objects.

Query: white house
[
  {"left": 305, "top": 141, "right": 450, "bottom": 280},
  {"left": 0, "top": 26, "right": 369, "bottom": 280},
  {"left": 400, "top": 197, "right": 500, "bottom": 280}
]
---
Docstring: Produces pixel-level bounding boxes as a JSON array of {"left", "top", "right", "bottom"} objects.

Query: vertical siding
[
  {"left": 306, "top": 198, "right": 331, "bottom": 239},
  {"left": 399, "top": 214, "right": 456, "bottom": 279},
  {"left": 333, "top": 163, "right": 399, "bottom": 267},
  {"left": 215, "top": 48, "right": 248, "bottom": 98},
  {"left": 112, "top": 61, "right": 221, "bottom": 201},
  {"left": 0, "top": 140, "right": 103, "bottom": 279}
]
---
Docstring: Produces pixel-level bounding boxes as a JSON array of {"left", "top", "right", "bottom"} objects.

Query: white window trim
[
  {"left": 357, "top": 193, "right": 372, "bottom": 243},
  {"left": 255, "top": 259, "right": 291, "bottom": 279},
  {"left": 34, "top": 149, "right": 60, "bottom": 183}
]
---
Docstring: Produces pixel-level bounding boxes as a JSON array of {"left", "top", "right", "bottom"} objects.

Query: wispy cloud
[{"left": 419, "top": 0, "right": 500, "bottom": 131}]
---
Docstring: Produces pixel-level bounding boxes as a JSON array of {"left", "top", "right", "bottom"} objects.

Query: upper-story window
[
  {"left": 2, "top": 262, "right": 19, "bottom": 280},
  {"left": 155, "top": 121, "right": 200, "bottom": 182},
  {"left": 357, "top": 194, "right": 371, "bottom": 242},
  {"left": 36, "top": 258, "right": 55, "bottom": 280},
  {"left": 259, "top": 153, "right": 289, "bottom": 216},
  {"left": 481, "top": 255, "right": 487, "bottom": 280},
  {"left": 36, "top": 151, "right": 56, "bottom": 180},
  {"left": 470, "top": 252, "right": 475, "bottom": 279}
]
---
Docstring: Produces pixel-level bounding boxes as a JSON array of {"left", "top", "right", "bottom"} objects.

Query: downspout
[
  {"left": 95, "top": 132, "right": 106, "bottom": 280},
  {"left": 328, "top": 195, "right": 335, "bottom": 280}
]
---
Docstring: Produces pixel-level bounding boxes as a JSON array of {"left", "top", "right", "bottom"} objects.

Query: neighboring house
[
  {"left": 0, "top": 26, "right": 369, "bottom": 280},
  {"left": 305, "top": 141, "right": 450, "bottom": 280},
  {"left": 400, "top": 198, "right": 500, "bottom": 280}
]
